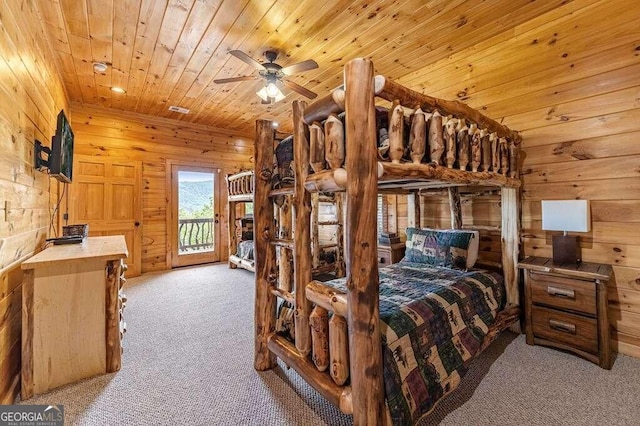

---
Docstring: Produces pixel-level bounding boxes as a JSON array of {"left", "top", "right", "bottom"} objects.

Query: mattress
[{"left": 326, "top": 261, "right": 505, "bottom": 424}]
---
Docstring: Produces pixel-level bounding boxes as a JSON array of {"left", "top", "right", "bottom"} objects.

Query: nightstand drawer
[
  {"left": 378, "top": 250, "right": 392, "bottom": 265},
  {"left": 531, "top": 305, "right": 598, "bottom": 354},
  {"left": 529, "top": 272, "right": 596, "bottom": 315},
  {"left": 378, "top": 243, "right": 405, "bottom": 265}
]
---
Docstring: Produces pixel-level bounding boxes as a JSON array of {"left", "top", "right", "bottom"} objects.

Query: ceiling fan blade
[
  {"left": 213, "top": 75, "right": 259, "bottom": 84},
  {"left": 229, "top": 50, "right": 266, "bottom": 70},
  {"left": 282, "top": 79, "right": 318, "bottom": 99},
  {"left": 280, "top": 59, "right": 319, "bottom": 75}
]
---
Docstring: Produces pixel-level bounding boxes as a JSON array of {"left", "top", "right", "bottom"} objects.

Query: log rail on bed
[
  {"left": 254, "top": 58, "right": 521, "bottom": 425},
  {"left": 226, "top": 171, "right": 255, "bottom": 271}
]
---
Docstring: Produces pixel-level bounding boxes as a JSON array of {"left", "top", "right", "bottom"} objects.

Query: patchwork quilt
[{"left": 327, "top": 261, "right": 505, "bottom": 425}]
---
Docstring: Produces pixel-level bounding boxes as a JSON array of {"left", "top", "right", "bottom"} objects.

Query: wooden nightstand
[
  {"left": 518, "top": 256, "right": 613, "bottom": 369},
  {"left": 378, "top": 242, "right": 405, "bottom": 266}
]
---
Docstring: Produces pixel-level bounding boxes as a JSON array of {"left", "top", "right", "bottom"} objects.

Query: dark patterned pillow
[{"left": 404, "top": 228, "right": 474, "bottom": 270}]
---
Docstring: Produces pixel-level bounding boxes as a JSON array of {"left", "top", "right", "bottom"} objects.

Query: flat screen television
[{"left": 49, "top": 110, "right": 74, "bottom": 183}]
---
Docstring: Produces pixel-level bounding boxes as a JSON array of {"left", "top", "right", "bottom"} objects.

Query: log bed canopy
[{"left": 253, "top": 58, "right": 521, "bottom": 425}]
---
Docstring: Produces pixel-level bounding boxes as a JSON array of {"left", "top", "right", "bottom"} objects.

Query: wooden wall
[
  {"left": 69, "top": 105, "right": 254, "bottom": 273},
  {"left": 390, "top": 0, "right": 640, "bottom": 357},
  {"left": 0, "top": 1, "right": 69, "bottom": 403}
]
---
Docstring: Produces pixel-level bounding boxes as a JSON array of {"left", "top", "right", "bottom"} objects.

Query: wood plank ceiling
[{"left": 35, "top": 0, "right": 568, "bottom": 133}]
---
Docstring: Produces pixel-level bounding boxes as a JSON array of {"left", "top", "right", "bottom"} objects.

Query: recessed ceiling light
[
  {"left": 93, "top": 62, "right": 108, "bottom": 72},
  {"left": 111, "top": 87, "right": 126, "bottom": 94},
  {"left": 272, "top": 121, "right": 279, "bottom": 128}
]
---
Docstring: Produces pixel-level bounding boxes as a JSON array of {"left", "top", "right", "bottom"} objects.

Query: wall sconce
[{"left": 541, "top": 200, "right": 591, "bottom": 265}]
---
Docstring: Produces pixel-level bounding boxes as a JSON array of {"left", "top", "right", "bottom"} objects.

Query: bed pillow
[{"left": 404, "top": 228, "right": 478, "bottom": 270}]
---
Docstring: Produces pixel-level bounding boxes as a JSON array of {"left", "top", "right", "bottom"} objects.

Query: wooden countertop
[{"left": 22, "top": 236, "right": 128, "bottom": 270}]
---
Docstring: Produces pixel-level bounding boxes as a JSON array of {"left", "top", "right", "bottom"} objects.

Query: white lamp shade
[
  {"left": 256, "top": 84, "right": 285, "bottom": 103},
  {"left": 541, "top": 200, "right": 591, "bottom": 232}
]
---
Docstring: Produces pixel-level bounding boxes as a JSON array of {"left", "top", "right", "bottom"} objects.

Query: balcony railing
[{"left": 178, "top": 218, "right": 214, "bottom": 253}]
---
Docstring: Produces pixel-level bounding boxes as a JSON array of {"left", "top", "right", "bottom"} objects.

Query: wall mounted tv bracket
[{"left": 34, "top": 139, "right": 51, "bottom": 172}]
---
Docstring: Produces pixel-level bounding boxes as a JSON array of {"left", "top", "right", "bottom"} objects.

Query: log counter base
[{"left": 21, "top": 236, "right": 128, "bottom": 400}]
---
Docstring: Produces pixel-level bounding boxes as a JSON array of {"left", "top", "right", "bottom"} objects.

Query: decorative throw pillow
[{"left": 404, "top": 228, "right": 476, "bottom": 270}]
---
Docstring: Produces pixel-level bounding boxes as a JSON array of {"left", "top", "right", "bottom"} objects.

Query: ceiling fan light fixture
[
  {"left": 256, "top": 84, "right": 285, "bottom": 103},
  {"left": 266, "top": 82, "right": 280, "bottom": 97},
  {"left": 256, "top": 86, "right": 269, "bottom": 102}
]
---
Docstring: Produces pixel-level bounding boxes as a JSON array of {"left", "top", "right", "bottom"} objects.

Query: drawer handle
[
  {"left": 547, "top": 286, "right": 575, "bottom": 299},
  {"left": 549, "top": 319, "right": 576, "bottom": 334}
]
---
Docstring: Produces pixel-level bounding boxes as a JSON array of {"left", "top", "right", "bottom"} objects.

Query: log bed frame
[
  {"left": 253, "top": 58, "right": 522, "bottom": 425},
  {"left": 227, "top": 171, "right": 345, "bottom": 277},
  {"left": 227, "top": 170, "right": 256, "bottom": 272}
]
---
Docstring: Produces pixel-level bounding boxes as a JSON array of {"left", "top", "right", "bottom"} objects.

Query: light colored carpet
[{"left": 18, "top": 264, "right": 640, "bottom": 425}]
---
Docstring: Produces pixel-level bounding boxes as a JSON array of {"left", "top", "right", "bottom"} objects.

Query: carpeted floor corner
[{"left": 18, "top": 264, "right": 640, "bottom": 425}]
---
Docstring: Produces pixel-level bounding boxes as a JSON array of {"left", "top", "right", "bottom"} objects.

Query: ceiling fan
[{"left": 213, "top": 50, "right": 319, "bottom": 104}]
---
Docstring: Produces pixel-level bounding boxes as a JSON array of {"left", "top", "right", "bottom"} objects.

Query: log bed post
[
  {"left": 293, "top": 100, "right": 313, "bottom": 356},
  {"left": 501, "top": 186, "right": 521, "bottom": 331},
  {"left": 279, "top": 195, "right": 293, "bottom": 292},
  {"left": 311, "top": 193, "right": 320, "bottom": 268},
  {"left": 344, "top": 58, "right": 386, "bottom": 425},
  {"left": 335, "top": 193, "right": 345, "bottom": 278},
  {"left": 448, "top": 187, "right": 463, "bottom": 229},
  {"left": 228, "top": 197, "right": 237, "bottom": 269},
  {"left": 254, "top": 120, "right": 277, "bottom": 371},
  {"left": 407, "top": 191, "right": 421, "bottom": 228}
]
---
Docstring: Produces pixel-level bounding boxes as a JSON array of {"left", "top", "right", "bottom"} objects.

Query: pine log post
[
  {"left": 293, "top": 101, "right": 313, "bottom": 356},
  {"left": 325, "top": 113, "right": 345, "bottom": 169},
  {"left": 388, "top": 100, "right": 404, "bottom": 163},
  {"left": 470, "top": 123, "right": 481, "bottom": 172},
  {"left": 409, "top": 107, "right": 427, "bottom": 164},
  {"left": 448, "top": 187, "right": 463, "bottom": 229},
  {"left": 490, "top": 132, "right": 499, "bottom": 172},
  {"left": 310, "top": 122, "right": 326, "bottom": 173},
  {"left": 457, "top": 119, "right": 470, "bottom": 171},
  {"left": 407, "top": 191, "right": 421, "bottom": 228},
  {"left": 344, "top": 58, "right": 385, "bottom": 426},
  {"left": 311, "top": 192, "right": 320, "bottom": 269},
  {"left": 329, "top": 315, "right": 349, "bottom": 386},
  {"left": 335, "top": 193, "right": 345, "bottom": 278},
  {"left": 509, "top": 135, "right": 521, "bottom": 178},
  {"left": 310, "top": 306, "right": 330, "bottom": 371},
  {"left": 499, "top": 137, "right": 509, "bottom": 176},
  {"left": 444, "top": 118, "right": 457, "bottom": 168},
  {"left": 501, "top": 187, "right": 521, "bottom": 333},
  {"left": 428, "top": 111, "right": 444, "bottom": 164},
  {"left": 105, "top": 260, "right": 122, "bottom": 373},
  {"left": 279, "top": 196, "right": 293, "bottom": 292},
  {"left": 228, "top": 200, "right": 237, "bottom": 269},
  {"left": 480, "top": 129, "right": 491, "bottom": 172},
  {"left": 254, "top": 120, "right": 277, "bottom": 371}
]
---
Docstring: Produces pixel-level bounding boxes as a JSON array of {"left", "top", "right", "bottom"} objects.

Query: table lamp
[{"left": 541, "top": 200, "right": 590, "bottom": 265}]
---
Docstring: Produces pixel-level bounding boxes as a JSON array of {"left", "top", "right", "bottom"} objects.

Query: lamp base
[{"left": 552, "top": 234, "right": 579, "bottom": 265}]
